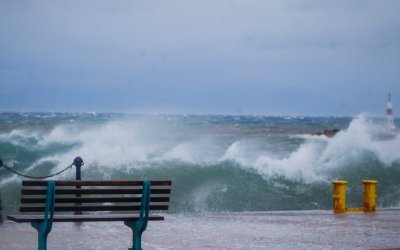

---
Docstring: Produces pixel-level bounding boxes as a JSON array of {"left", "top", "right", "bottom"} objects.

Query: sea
[{"left": 1, "top": 112, "right": 400, "bottom": 217}]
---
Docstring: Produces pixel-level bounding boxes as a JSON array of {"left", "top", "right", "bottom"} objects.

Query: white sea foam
[
  {"left": 220, "top": 114, "right": 400, "bottom": 183},
  {"left": 323, "top": 114, "right": 400, "bottom": 166},
  {"left": 1, "top": 114, "right": 399, "bottom": 185},
  {"left": 39, "top": 120, "right": 160, "bottom": 168},
  {"left": 30, "top": 119, "right": 223, "bottom": 170}
]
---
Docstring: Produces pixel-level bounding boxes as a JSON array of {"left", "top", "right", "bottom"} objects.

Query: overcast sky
[{"left": 1, "top": 0, "right": 399, "bottom": 116}]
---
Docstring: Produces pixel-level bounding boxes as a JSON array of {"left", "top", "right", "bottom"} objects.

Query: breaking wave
[{"left": 1, "top": 113, "right": 399, "bottom": 215}]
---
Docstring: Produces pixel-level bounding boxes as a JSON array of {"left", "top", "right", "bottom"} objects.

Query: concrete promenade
[{"left": 1, "top": 210, "right": 400, "bottom": 250}]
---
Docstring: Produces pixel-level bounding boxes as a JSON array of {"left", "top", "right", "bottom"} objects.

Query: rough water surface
[{"left": 1, "top": 113, "right": 399, "bottom": 216}]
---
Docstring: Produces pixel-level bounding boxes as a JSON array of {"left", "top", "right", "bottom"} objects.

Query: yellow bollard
[
  {"left": 363, "top": 180, "right": 378, "bottom": 212},
  {"left": 332, "top": 180, "right": 347, "bottom": 213}
]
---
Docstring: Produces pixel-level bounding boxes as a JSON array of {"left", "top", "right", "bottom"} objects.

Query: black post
[
  {"left": 0, "top": 159, "right": 3, "bottom": 223},
  {"left": 72, "top": 157, "right": 84, "bottom": 215},
  {"left": 73, "top": 156, "right": 84, "bottom": 181}
]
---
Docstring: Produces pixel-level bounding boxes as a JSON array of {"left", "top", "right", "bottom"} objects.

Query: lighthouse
[{"left": 386, "top": 93, "right": 396, "bottom": 133}]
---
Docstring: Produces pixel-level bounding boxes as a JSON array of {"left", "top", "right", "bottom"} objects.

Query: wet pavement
[{"left": 1, "top": 210, "right": 400, "bottom": 250}]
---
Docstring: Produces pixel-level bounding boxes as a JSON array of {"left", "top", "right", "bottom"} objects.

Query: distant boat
[{"left": 371, "top": 93, "right": 397, "bottom": 140}]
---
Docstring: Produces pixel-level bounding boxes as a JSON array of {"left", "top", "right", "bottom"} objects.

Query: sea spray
[{"left": 0, "top": 113, "right": 399, "bottom": 216}]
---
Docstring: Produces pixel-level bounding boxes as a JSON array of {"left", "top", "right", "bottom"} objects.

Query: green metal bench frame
[{"left": 31, "top": 181, "right": 55, "bottom": 250}]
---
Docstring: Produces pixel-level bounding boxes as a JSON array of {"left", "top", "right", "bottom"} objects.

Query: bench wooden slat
[
  {"left": 7, "top": 214, "right": 165, "bottom": 223},
  {"left": 21, "top": 197, "right": 170, "bottom": 204},
  {"left": 22, "top": 180, "right": 172, "bottom": 186},
  {"left": 20, "top": 204, "right": 169, "bottom": 212},
  {"left": 10, "top": 179, "right": 171, "bottom": 250},
  {"left": 22, "top": 188, "right": 171, "bottom": 195}
]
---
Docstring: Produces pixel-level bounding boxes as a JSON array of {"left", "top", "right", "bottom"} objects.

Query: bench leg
[
  {"left": 30, "top": 181, "right": 55, "bottom": 250},
  {"left": 124, "top": 220, "right": 147, "bottom": 250},
  {"left": 124, "top": 181, "right": 151, "bottom": 250},
  {"left": 31, "top": 222, "right": 51, "bottom": 250}
]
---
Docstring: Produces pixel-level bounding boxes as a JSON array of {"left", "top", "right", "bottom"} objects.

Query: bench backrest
[{"left": 19, "top": 180, "right": 171, "bottom": 214}]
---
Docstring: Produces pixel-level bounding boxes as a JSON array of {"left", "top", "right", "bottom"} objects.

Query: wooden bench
[{"left": 7, "top": 179, "right": 172, "bottom": 250}]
